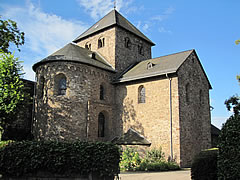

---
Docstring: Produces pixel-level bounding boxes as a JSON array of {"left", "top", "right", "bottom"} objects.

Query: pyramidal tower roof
[{"left": 73, "top": 10, "right": 155, "bottom": 45}]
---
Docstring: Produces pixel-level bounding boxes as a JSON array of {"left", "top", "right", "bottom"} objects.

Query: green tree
[
  {"left": 218, "top": 79, "right": 240, "bottom": 179},
  {"left": 0, "top": 51, "right": 25, "bottom": 135},
  {"left": 235, "top": 40, "right": 240, "bottom": 45},
  {"left": 0, "top": 16, "right": 24, "bottom": 53}
]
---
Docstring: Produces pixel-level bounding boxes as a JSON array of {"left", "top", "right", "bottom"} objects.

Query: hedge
[
  {"left": 218, "top": 115, "right": 240, "bottom": 179},
  {"left": 191, "top": 148, "right": 218, "bottom": 180},
  {"left": 0, "top": 141, "right": 120, "bottom": 177}
]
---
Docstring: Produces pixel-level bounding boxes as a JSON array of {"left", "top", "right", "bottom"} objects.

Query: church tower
[{"left": 73, "top": 10, "right": 155, "bottom": 73}]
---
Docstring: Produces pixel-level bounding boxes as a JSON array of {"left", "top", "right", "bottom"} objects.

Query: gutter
[{"left": 166, "top": 73, "right": 173, "bottom": 160}]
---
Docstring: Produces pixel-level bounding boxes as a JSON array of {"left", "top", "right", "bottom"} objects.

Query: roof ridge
[
  {"left": 143, "top": 49, "right": 194, "bottom": 62},
  {"left": 73, "top": 10, "right": 116, "bottom": 42}
]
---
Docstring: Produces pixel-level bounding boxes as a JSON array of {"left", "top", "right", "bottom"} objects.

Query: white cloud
[
  {"left": 1, "top": 2, "right": 87, "bottom": 55},
  {"left": 0, "top": 1, "right": 88, "bottom": 80},
  {"left": 158, "top": 27, "right": 172, "bottom": 34},
  {"left": 77, "top": 0, "right": 123, "bottom": 21},
  {"left": 142, "top": 23, "right": 149, "bottom": 32},
  {"left": 77, "top": 0, "right": 136, "bottom": 21}
]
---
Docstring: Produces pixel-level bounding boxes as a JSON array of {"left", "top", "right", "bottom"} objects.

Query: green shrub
[
  {"left": 145, "top": 147, "right": 165, "bottom": 163},
  {"left": 120, "top": 147, "right": 180, "bottom": 172},
  {"left": 0, "top": 140, "right": 12, "bottom": 148},
  {"left": 191, "top": 148, "right": 218, "bottom": 180},
  {"left": 0, "top": 141, "right": 120, "bottom": 177},
  {"left": 218, "top": 115, "right": 240, "bottom": 179},
  {"left": 120, "top": 147, "right": 141, "bottom": 171}
]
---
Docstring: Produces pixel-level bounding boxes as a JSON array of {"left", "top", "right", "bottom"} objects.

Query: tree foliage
[
  {"left": 0, "top": 51, "right": 25, "bottom": 130},
  {"left": 218, "top": 115, "right": 240, "bottom": 179},
  {"left": 218, "top": 79, "right": 240, "bottom": 179},
  {"left": 0, "top": 16, "right": 24, "bottom": 53},
  {"left": 235, "top": 40, "right": 240, "bottom": 45}
]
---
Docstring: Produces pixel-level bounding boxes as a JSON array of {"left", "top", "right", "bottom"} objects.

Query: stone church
[{"left": 32, "top": 10, "right": 212, "bottom": 167}]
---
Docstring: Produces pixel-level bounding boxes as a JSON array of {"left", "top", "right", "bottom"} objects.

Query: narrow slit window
[
  {"left": 100, "top": 85, "right": 104, "bottom": 100},
  {"left": 98, "top": 112, "right": 105, "bottom": 137}
]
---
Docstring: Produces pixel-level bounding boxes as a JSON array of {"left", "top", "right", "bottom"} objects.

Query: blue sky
[{"left": 0, "top": 0, "right": 239, "bottom": 128}]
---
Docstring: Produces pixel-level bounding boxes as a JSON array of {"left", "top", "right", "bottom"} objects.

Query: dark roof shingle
[
  {"left": 32, "top": 43, "right": 115, "bottom": 72},
  {"left": 73, "top": 10, "right": 154, "bottom": 45}
]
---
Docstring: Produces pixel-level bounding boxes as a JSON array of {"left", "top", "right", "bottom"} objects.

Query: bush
[
  {"left": 120, "top": 147, "right": 141, "bottom": 171},
  {"left": 120, "top": 147, "right": 180, "bottom": 172},
  {"left": 218, "top": 115, "right": 240, "bottom": 179},
  {"left": 0, "top": 140, "right": 12, "bottom": 148},
  {"left": 145, "top": 147, "right": 165, "bottom": 163},
  {"left": 0, "top": 141, "right": 120, "bottom": 177},
  {"left": 191, "top": 148, "right": 218, "bottom": 180}
]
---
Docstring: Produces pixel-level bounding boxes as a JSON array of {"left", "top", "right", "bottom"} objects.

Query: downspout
[
  {"left": 86, "top": 100, "right": 90, "bottom": 140},
  {"left": 166, "top": 73, "right": 173, "bottom": 160}
]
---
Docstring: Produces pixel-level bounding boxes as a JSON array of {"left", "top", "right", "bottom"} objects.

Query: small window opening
[
  {"left": 100, "top": 85, "right": 104, "bottom": 100},
  {"left": 138, "top": 44, "right": 144, "bottom": 55},
  {"left": 98, "top": 112, "right": 105, "bottom": 137},
  {"left": 138, "top": 85, "right": 146, "bottom": 103},
  {"left": 85, "top": 43, "right": 91, "bottom": 50},
  {"left": 147, "top": 62, "right": 154, "bottom": 69},
  {"left": 91, "top": 53, "right": 96, "bottom": 60},
  {"left": 98, "top": 37, "right": 105, "bottom": 48},
  {"left": 55, "top": 74, "right": 67, "bottom": 96},
  {"left": 125, "top": 37, "right": 131, "bottom": 49}
]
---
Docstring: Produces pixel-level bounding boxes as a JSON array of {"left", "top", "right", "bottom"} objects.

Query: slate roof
[
  {"left": 32, "top": 43, "right": 115, "bottom": 72},
  {"left": 73, "top": 10, "right": 155, "bottom": 45},
  {"left": 115, "top": 49, "right": 212, "bottom": 89},
  {"left": 111, "top": 128, "right": 151, "bottom": 146}
]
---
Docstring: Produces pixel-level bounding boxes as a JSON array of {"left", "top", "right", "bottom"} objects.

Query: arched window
[
  {"left": 186, "top": 83, "right": 190, "bottom": 104},
  {"left": 138, "top": 85, "right": 145, "bottom": 103},
  {"left": 125, "top": 37, "right": 131, "bottom": 49},
  {"left": 100, "top": 85, "right": 104, "bottom": 100},
  {"left": 98, "top": 37, "right": 105, "bottom": 48},
  {"left": 55, "top": 74, "right": 67, "bottom": 96},
  {"left": 85, "top": 42, "right": 91, "bottom": 50},
  {"left": 138, "top": 44, "right": 144, "bottom": 55},
  {"left": 39, "top": 76, "right": 45, "bottom": 98},
  {"left": 98, "top": 112, "right": 105, "bottom": 137}
]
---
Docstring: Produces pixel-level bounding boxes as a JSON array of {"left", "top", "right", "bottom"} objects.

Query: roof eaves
[
  {"left": 33, "top": 59, "right": 116, "bottom": 73},
  {"left": 114, "top": 69, "right": 177, "bottom": 84}
]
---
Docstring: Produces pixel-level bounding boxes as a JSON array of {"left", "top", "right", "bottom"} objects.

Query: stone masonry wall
[
  {"left": 115, "top": 27, "right": 152, "bottom": 73},
  {"left": 33, "top": 61, "right": 115, "bottom": 141},
  {"left": 76, "top": 26, "right": 152, "bottom": 74},
  {"left": 177, "top": 52, "right": 211, "bottom": 167},
  {"left": 76, "top": 27, "right": 116, "bottom": 70},
  {"left": 115, "top": 75, "right": 181, "bottom": 164}
]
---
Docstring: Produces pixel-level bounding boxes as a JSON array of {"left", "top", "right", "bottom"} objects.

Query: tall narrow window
[
  {"left": 186, "top": 83, "right": 190, "bottom": 104},
  {"left": 98, "top": 112, "right": 105, "bottom": 137},
  {"left": 138, "top": 85, "right": 145, "bottom": 103},
  {"left": 125, "top": 37, "right": 131, "bottom": 49},
  {"left": 100, "top": 85, "right": 104, "bottom": 100},
  {"left": 98, "top": 37, "right": 105, "bottom": 48},
  {"left": 55, "top": 74, "right": 67, "bottom": 96},
  {"left": 138, "top": 44, "right": 144, "bottom": 55}
]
